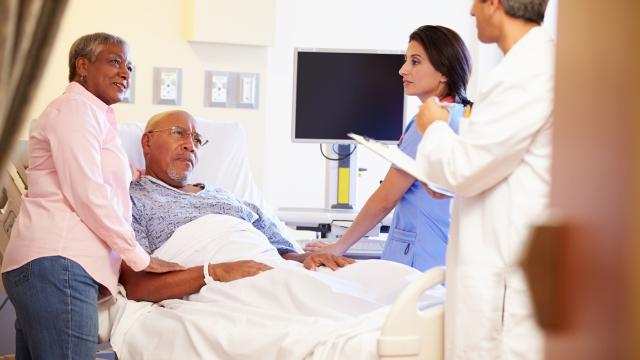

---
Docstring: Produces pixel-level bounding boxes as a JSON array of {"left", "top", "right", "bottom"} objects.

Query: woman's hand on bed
[
  {"left": 303, "top": 241, "right": 347, "bottom": 256},
  {"left": 209, "top": 260, "right": 273, "bottom": 282},
  {"left": 302, "top": 253, "right": 355, "bottom": 271},
  {"left": 143, "top": 257, "right": 187, "bottom": 273}
]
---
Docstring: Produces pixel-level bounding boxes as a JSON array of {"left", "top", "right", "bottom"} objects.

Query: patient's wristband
[{"left": 203, "top": 263, "right": 215, "bottom": 285}]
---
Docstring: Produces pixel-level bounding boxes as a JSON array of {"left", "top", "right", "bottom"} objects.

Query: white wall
[
  {"left": 262, "top": 0, "right": 479, "bottom": 210},
  {"left": 24, "top": 0, "right": 556, "bottom": 211},
  {"left": 261, "top": 0, "right": 558, "bottom": 210},
  {"left": 24, "top": 0, "right": 269, "bottom": 186}
]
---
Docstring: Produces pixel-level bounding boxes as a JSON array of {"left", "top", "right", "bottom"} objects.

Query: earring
[{"left": 80, "top": 74, "right": 86, "bottom": 82}]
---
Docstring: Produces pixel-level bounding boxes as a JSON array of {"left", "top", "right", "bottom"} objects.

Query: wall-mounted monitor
[{"left": 292, "top": 48, "right": 406, "bottom": 144}]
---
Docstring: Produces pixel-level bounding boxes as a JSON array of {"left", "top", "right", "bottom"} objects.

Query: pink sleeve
[{"left": 47, "top": 100, "right": 150, "bottom": 271}]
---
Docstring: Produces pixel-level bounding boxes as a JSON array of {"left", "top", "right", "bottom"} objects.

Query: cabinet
[{"left": 183, "top": 0, "right": 276, "bottom": 46}]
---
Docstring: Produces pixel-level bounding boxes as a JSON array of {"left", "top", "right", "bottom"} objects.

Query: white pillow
[
  {"left": 117, "top": 119, "right": 297, "bottom": 248},
  {"left": 118, "top": 120, "right": 259, "bottom": 203}
]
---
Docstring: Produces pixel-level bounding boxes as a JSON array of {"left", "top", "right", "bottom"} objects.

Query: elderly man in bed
[{"left": 120, "top": 110, "right": 354, "bottom": 302}]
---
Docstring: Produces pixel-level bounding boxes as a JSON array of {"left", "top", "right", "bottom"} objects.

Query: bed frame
[{"left": 378, "top": 266, "right": 445, "bottom": 359}]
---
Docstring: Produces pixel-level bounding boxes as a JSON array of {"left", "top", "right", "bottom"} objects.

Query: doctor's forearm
[
  {"left": 337, "top": 189, "right": 399, "bottom": 249},
  {"left": 338, "top": 168, "right": 412, "bottom": 249},
  {"left": 339, "top": 203, "right": 392, "bottom": 248}
]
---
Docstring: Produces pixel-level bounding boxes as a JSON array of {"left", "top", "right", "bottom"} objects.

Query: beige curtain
[{"left": 0, "top": 0, "right": 67, "bottom": 171}]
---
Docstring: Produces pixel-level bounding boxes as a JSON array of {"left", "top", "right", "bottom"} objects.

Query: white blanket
[{"left": 106, "top": 214, "right": 444, "bottom": 360}]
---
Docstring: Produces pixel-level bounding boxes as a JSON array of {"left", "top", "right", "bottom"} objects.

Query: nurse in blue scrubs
[{"left": 305, "top": 25, "right": 472, "bottom": 271}]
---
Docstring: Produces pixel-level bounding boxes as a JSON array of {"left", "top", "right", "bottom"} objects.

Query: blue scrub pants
[{"left": 2, "top": 256, "right": 99, "bottom": 359}]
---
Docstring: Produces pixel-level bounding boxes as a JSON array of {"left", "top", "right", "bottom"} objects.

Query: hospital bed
[{"left": 0, "top": 118, "right": 445, "bottom": 359}]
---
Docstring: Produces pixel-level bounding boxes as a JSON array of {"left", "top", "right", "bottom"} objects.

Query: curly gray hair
[{"left": 68, "top": 32, "right": 127, "bottom": 82}]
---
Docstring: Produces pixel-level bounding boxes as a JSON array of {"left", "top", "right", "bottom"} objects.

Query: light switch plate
[
  {"left": 236, "top": 72, "right": 259, "bottom": 109},
  {"left": 153, "top": 67, "right": 182, "bottom": 105},
  {"left": 121, "top": 66, "right": 135, "bottom": 104}
]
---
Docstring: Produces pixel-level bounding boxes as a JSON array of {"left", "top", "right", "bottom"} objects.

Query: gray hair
[
  {"left": 68, "top": 32, "right": 127, "bottom": 82},
  {"left": 500, "top": 0, "right": 548, "bottom": 24}
]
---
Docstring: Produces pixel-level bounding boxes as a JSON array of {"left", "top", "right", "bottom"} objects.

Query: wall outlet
[
  {"left": 204, "top": 71, "right": 259, "bottom": 109},
  {"left": 204, "top": 71, "right": 234, "bottom": 107},
  {"left": 211, "top": 75, "right": 228, "bottom": 103},
  {"left": 160, "top": 72, "right": 178, "bottom": 100},
  {"left": 153, "top": 67, "right": 182, "bottom": 105}
]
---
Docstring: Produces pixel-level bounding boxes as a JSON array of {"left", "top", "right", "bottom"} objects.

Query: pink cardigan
[{"left": 1, "top": 82, "right": 149, "bottom": 296}]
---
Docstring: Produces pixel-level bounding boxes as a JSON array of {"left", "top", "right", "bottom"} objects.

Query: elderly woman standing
[{"left": 1, "top": 33, "right": 182, "bottom": 359}]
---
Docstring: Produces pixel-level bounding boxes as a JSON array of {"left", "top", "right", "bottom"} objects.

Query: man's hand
[
  {"left": 416, "top": 97, "right": 450, "bottom": 134},
  {"left": 143, "top": 256, "right": 186, "bottom": 273},
  {"left": 302, "top": 253, "right": 355, "bottom": 271},
  {"left": 303, "top": 241, "right": 348, "bottom": 256},
  {"left": 209, "top": 260, "right": 272, "bottom": 282}
]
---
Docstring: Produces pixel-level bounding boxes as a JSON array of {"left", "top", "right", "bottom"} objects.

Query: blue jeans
[{"left": 2, "top": 256, "right": 99, "bottom": 359}]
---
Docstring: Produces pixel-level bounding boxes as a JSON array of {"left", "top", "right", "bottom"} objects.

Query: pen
[{"left": 464, "top": 104, "right": 472, "bottom": 118}]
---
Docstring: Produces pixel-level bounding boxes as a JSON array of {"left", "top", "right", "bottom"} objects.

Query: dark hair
[
  {"left": 501, "top": 0, "right": 548, "bottom": 24},
  {"left": 409, "top": 25, "right": 472, "bottom": 106},
  {"left": 68, "top": 32, "right": 127, "bottom": 82}
]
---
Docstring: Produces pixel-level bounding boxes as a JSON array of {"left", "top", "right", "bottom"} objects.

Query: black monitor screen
[{"left": 292, "top": 50, "right": 405, "bottom": 143}]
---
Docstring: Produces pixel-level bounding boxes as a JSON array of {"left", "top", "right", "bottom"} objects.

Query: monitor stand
[{"left": 324, "top": 144, "right": 357, "bottom": 210}]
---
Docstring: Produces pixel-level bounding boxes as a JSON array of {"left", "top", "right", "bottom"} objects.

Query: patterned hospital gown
[{"left": 129, "top": 176, "right": 296, "bottom": 254}]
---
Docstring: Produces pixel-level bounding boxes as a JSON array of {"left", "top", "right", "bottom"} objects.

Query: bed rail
[{"left": 378, "top": 266, "right": 445, "bottom": 360}]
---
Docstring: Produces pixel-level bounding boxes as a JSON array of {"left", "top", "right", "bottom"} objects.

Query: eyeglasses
[{"left": 147, "top": 126, "right": 209, "bottom": 148}]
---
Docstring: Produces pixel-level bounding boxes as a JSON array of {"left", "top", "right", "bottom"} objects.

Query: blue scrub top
[{"left": 380, "top": 104, "right": 464, "bottom": 271}]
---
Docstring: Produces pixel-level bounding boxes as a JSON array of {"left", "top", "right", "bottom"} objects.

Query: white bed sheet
[{"left": 104, "top": 214, "right": 444, "bottom": 360}]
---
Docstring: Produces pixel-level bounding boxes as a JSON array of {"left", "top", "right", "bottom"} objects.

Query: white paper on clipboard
[{"left": 348, "top": 133, "right": 453, "bottom": 196}]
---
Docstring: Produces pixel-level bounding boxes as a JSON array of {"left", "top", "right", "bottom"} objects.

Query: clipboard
[{"left": 348, "top": 133, "right": 453, "bottom": 196}]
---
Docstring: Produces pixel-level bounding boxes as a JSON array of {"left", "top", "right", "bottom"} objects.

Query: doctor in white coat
[{"left": 415, "top": 0, "right": 554, "bottom": 359}]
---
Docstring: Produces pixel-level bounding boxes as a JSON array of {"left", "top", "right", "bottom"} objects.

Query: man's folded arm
[
  {"left": 119, "top": 260, "right": 274, "bottom": 303},
  {"left": 119, "top": 262, "right": 206, "bottom": 302}
]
